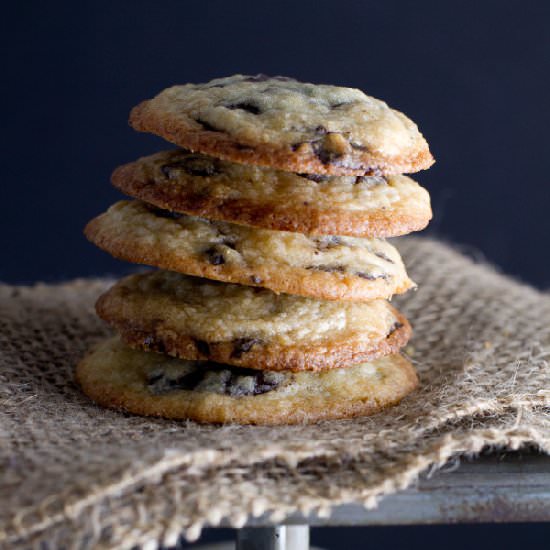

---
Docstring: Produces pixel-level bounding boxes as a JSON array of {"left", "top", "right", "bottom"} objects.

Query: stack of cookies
[{"left": 77, "top": 75, "right": 433, "bottom": 425}]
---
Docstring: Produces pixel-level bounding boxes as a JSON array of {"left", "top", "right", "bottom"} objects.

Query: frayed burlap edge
[{"left": 8, "top": 409, "right": 549, "bottom": 549}]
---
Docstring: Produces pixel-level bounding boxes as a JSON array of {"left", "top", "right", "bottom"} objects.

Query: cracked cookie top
[{"left": 129, "top": 74, "right": 434, "bottom": 175}]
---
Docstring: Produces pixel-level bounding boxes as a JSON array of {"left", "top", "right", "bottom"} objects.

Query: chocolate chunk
[
  {"left": 252, "top": 371, "right": 284, "bottom": 395},
  {"left": 231, "top": 337, "right": 263, "bottom": 358},
  {"left": 161, "top": 156, "right": 221, "bottom": 178},
  {"left": 146, "top": 371, "right": 164, "bottom": 385},
  {"left": 226, "top": 369, "right": 286, "bottom": 397},
  {"left": 355, "top": 271, "right": 388, "bottom": 281},
  {"left": 195, "top": 118, "right": 220, "bottom": 132},
  {"left": 387, "top": 321, "right": 404, "bottom": 337},
  {"left": 221, "top": 238, "right": 237, "bottom": 250},
  {"left": 226, "top": 102, "right": 261, "bottom": 115},
  {"left": 374, "top": 251, "right": 395, "bottom": 264},
  {"left": 145, "top": 204, "right": 184, "bottom": 220},
  {"left": 312, "top": 141, "right": 340, "bottom": 165},
  {"left": 297, "top": 173, "right": 331, "bottom": 183},
  {"left": 204, "top": 246, "right": 226, "bottom": 265},
  {"left": 147, "top": 365, "right": 205, "bottom": 395},
  {"left": 214, "top": 227, "right": 238, "bottom": 249},
  {"left": 306, "top": 264, "right": 346, "bottom": 273},
  {"left": 364, "top": 167, "right": 384, "bottom": 177},
  {"left": 250, "top": 275, "right": 263, "bottom": 284},
  {"left": 314, "top": 125, "right": 327, "bottom": 134},
  {"left": 173, "top": 369, "right": 206, "bottom": 392},
  {"left": 314, "top": 236, "right": 343, "bottom": 250},
  {"left": 330, "top": 101, "right": 350, "bottom": 109},
  {"left": 147, "top": 363, "right": 286, "bottom": 397},
  {"left": 311, "top": 133, "right": 350, "bottom": 165},
  {"left": 193, "top": 338, "right": 210, "bottom": 356},
  {"left": 234, "top": 143, "right": 254, "bottom": 151}
]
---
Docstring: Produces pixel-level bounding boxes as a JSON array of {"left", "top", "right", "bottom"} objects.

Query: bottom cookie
[{"left": 76, "top": 338, "right": 418, "bottom": 425}]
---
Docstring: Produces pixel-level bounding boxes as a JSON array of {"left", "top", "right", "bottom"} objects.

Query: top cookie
[{"left": 129, "top": 74, "right": 434, "bottom": 175}]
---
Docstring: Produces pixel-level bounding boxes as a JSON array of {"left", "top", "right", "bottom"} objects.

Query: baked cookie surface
[
  {"left": 85, "top": 200, "right": 414, "bottom": 301},
  {"left": 129, "top": 74, "right": 433, "bottom": 175},
  {"left": 96, "top": 271, "right": 411, "bottom": 371},
  {"left": 76, "top": 338, "right": 418, "bottom": 425},
  {"left": 112, "top": 149, "right": 432, "bottom": 238}
]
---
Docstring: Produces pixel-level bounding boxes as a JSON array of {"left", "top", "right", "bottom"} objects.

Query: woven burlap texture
[{"left": 1, "top": 237, "right": 549, "bottom": 549}]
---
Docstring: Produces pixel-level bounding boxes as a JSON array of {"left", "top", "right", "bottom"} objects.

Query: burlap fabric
[{"left": 1, "top": 238, "right": 549, "bottom": 549}]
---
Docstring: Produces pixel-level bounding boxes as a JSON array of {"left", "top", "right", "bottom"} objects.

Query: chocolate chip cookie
[
  {"left": 129, "top": 74, "right": 433, "bottom": 176},
  {"left": 96, "top": 271, "right": 411, "bottom": 372},
  {"left": 85, "top": 200, "right": 414, "bottom": 301},
  {"left": 112, "top": 149, "right": 432, "bottom": 237},
  {"left": 76, "top": 338, "right": 418, "bottom": 424}
]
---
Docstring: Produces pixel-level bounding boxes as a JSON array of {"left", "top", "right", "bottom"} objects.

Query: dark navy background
[{"left": 3, "top": 0, "right": 549, "bottom": 547}]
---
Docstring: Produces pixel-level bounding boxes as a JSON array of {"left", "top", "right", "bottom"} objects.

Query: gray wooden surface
[{"left": 220, "top": 451, "right": 550, "bottom": 527}]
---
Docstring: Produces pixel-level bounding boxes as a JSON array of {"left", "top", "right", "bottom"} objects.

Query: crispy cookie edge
[
  {"left": 111, "top": 160, "right": 432, "bottom": 238},
  {"left": 96, "top": 289, "right": 412, "bottom": 372}
]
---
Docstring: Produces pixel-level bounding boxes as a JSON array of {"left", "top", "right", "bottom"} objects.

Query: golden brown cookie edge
[
  {"left": 111, "top": 159, "right": 432, "bottom": 238},
  {"left": 95, "top": 286, "right": 412, "bottom": 372}
]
